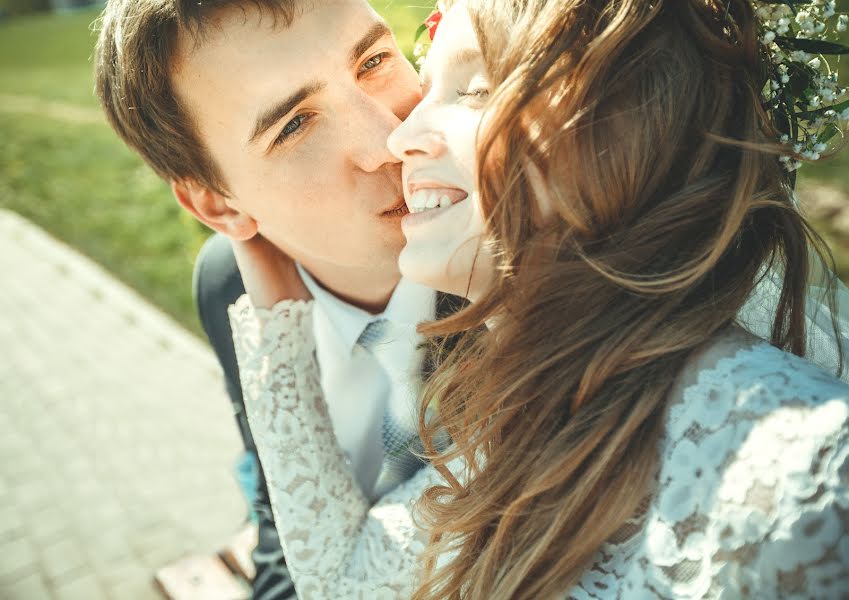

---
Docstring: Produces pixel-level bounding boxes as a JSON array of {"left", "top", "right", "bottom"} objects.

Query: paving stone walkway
[{"left": 0, "top": 210, "right": 247, "bottom": 599}]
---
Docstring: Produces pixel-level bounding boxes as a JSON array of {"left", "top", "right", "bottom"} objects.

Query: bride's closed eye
[
  {"left": 457, "top": 87, "right": 490, "bottom": 99},
  {"left": 457, "top": 77, "right": 491, "bottom": 107}
]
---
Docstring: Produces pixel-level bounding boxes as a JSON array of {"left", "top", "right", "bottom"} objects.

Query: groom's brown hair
[{"left": 94, "top": 0, "right": 297, "bottom": 195}]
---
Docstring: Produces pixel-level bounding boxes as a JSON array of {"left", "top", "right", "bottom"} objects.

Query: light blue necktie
[{"left": 356, "top": 319, "right": 425, "bottom": 498}]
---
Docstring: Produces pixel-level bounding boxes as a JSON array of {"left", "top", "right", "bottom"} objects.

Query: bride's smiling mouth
[{"left": 405, "top": 183, "right": 469, "bottom": 214}]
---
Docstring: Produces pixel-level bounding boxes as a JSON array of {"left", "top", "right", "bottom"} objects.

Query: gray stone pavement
[{"left": 0, "top": 210, "right": 248, "bottom": 599}]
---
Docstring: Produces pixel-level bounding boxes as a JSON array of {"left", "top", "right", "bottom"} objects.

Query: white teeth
[
  {"left": 407, "top": 189, "right": 461, "bottom": 214},
  {"left": 409, "top": 190, "right": 430, "bottom": 210}
]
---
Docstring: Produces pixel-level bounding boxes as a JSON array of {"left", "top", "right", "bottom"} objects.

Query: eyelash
[
  {"left": 272, "top": 113, "right": 313, "bottom": 148},
  {"left": 457, "top": 88, "right": 491, "bottom": 101},
  {"left": 359, "top": 52, "right": 391, "bottom": 75}
]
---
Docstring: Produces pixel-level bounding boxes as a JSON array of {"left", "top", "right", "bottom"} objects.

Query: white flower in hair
[{"left": 755, "top": 1, "right": 849, "bottom": 172}]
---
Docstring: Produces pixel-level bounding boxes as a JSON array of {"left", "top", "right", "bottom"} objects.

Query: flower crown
[
  {"left": 757, "top": 1, "right": 849, "bottom": 174},
  {"left": 413, "top": 3, "right": 445, "bottom": 68},
  {"left": 412, "top": 1, "right": 849, "bottom": 176}
]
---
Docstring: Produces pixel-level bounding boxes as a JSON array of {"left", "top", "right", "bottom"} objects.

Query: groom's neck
[{"left": 303, "top": 264, "right": 400, "bottom": 314}]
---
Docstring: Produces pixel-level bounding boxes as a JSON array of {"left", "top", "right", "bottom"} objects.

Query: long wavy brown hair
[{"left": 412, "top": 1, "right": 841, "bottom": 599}]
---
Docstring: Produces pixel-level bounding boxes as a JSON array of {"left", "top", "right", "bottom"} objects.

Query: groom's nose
[{"left": 346, "top": 88, "right": 405, "bottom": 173}]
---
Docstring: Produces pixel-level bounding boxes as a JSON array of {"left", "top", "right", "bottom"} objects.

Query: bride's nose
[{"left": 387, "top": 105, "right": 447, "bottom": 160}]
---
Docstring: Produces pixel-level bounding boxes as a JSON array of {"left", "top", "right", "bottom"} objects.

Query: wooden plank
[
  {"left": 219, "top": 524, "right": 258, "bottom": 582},
  {"left": 154, "top": 554, "right": 249, "bottom": 600}
]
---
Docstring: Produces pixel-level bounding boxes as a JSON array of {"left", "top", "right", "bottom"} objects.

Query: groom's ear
[{"left": 171, "top": 178, "right": 258, "bottom": 241}]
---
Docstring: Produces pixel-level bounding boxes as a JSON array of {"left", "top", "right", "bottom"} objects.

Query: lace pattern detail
[
  {"left": 572, "top": 337, "right": 849, "bottom": 599},
  {"left": 229, "top": 295, "right": 458, "bottom": 599},
  {"left": 230, "top": 296, "right": 849, "bottom": 599}
]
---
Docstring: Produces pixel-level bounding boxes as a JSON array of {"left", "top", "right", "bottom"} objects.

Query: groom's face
[{"left": 171, "top": 0, "right": 421, "bottom": 281}]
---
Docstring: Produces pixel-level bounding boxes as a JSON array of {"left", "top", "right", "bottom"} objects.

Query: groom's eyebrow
[
  {"left": 247, "top": 22, "right": 391, "bottom": 146},
  {"left": 349, "top": 21, "right": 392, "bottom": 67},
  {"left": 249, "top": 81, "right": 326, "bottom": 145}
]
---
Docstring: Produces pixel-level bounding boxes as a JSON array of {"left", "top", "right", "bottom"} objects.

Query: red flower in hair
[{"left": 425, "top": 9, "right": 442, "bottom": 41}]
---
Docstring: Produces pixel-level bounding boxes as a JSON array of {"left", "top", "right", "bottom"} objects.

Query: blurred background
[{"left": 0, "top": 1, "right": 847, "bottom": 599}]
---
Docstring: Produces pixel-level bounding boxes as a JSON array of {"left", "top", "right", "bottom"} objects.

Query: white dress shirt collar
[
  {"left": 296, "top": 264, "right": 436, "bottom": 353},
  {"left": 294, "top": 263, "right": 435, "bottom": 495}
]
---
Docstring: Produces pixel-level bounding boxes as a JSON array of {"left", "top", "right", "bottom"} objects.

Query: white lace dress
[{"left": 229, "top": 296, "right": 849, "bottom": 600}]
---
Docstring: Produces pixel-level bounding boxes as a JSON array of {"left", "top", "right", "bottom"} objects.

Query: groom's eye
[
  {"left": 272, "top": 113, "right": 313, "bottom": 148},
  {"left": 359, "top": 52, "right": 390, "bottom": 75}
]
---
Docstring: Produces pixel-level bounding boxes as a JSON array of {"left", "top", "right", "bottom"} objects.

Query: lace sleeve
[
  {"left": 620, "top": 342, "right": 849, "bottom": 598},
  {"left": 569, "top": 340, "right": 849, "bottom": 599},
  {"left": 228, "top": 295, "right": 452, "bottom": 599}
]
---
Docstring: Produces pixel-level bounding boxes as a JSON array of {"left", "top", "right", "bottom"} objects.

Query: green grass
[
  {"left": 0, "top": 7, "right": 101, "bottom": 105},
  {"left": 0, "top": 3, "right": 848, "bottom": 337},
  {"left": 374, "top": 1, "right": 434, "bottom": 58},
  {"left": 0, "top": 112, "right": 208, "bottom": 332},
  {"left": 0, "top": 6, "right": 205, "bottom": 332},
  {"left": 799, "top": 153, "right": 849, "bottom": 195}
]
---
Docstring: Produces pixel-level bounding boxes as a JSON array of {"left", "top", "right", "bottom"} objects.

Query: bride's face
[{"left": 387, "top": 2, "right": 493, "bottom": 301}]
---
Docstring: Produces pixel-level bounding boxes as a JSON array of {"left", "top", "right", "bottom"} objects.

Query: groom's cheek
[
  {"left": 396, "top": 87, "right": 425, "bottom": 122},
  {"left": 384, "top": 66, "right": 425, "bottom": 122}
]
